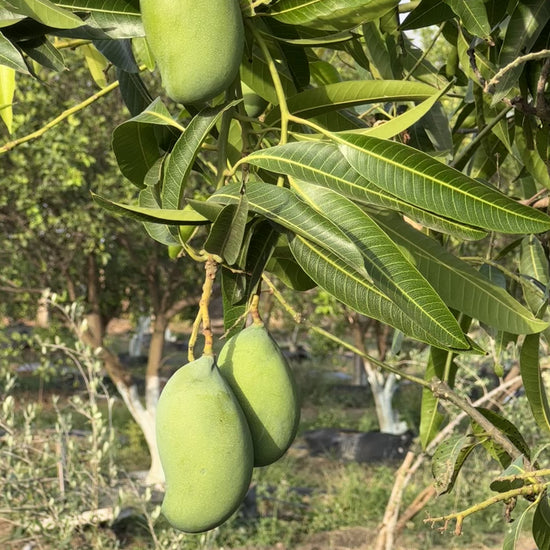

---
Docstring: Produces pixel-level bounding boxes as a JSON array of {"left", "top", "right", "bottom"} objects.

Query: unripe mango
[
  {"left": 141, "top": 0, "right": 244, "bottom": 104},
  {"left": 218, "top": 324, "right": 300, "bottom": 467},
  {"left": 156, "top": 355, "right": 253, "bottom": 532}
]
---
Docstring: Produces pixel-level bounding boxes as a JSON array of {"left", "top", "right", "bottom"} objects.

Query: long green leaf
[
  {"left": 503, "top": 499, "right": 537, "bottom": 550},
  {"left": 372, "top": 212, "right": 549, "bottom": 335},
  {"left": 431, "top": 434, "right": 477, "bottom": 494},
  {"left": 0, "top": 30, "right": 30, "bottom": 73},
  {"left": 137, "top": 186, "right": 179, "bottom": 246},
  {"left": 492, "top": 0, "right": 550, "bottom": 103},
  {"left": 420, "top": 333, "right": 466, "bottom": 448},
  {"left": 291, "top": 179, "right": 468, "bottom": 349},
  {"left": 204, "top": 196, "right": 248, "bottom": 265},
  {"left": 444, "top": 0, "right": 491, "bottom": 40},
  {"left": 265, "top": 80, "right": 439, "bottom": 124},
  {"left": 13, "top": 0, "right": 84, "bottom": 28},
  {"left": 211, "top": 181, "right": 368, "bottom": 278},
  {"left": 112, "top": 98, "right": 180, "bottom": 188},
  {"left": 245, "top": 141, "right": 487, "bottom": 240},
  {"left": 161, "top": 102, "right": 237, "bottom": 210},
  {"left": 533, "top": 496, "right": 550, "bottom": 550},
  {"left": 400, "top": 0, "right": 454, "bottom": 30},
  {"left": 288, "top": 235, "right": 461, "bottom": 348},
  {"left": 91, "top": 192, "right": 209, "bottom": 225},
  {"left": 360, "top": 83, "right": 452, "bottom": 140},
  {"left": 339, "top": 133, "right": 550, "bottom": 234},
  {"left": 56, "top": 0, "right": 139, "bottom": 15},
  {"left": 268, "top": 0, "right": 399, "bottom": 30},
  {"left": 520, "top": 333, "right": 550, "bottom": 434}
]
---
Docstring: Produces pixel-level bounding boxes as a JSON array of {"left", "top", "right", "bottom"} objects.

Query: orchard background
[{"left": 1, "top": 0, "right": 550, "bottom": 548}]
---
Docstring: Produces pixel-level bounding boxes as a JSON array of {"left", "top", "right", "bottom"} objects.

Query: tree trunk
[
  {"left": 362, "top": 360, "right": 407, "bottom": 434},
  {"left": 36, "top": 288, "right": 50, "bottom": 328}
]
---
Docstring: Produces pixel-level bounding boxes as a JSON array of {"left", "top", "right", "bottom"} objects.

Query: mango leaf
[
  {"left": 361, "top": 83, "right": 452, "bottom": 140},
  {"left": 211, "top": 181, "right": 368, "bottom": 278},
  {"left": 443, "top": 0, "right": 491, "bottom": 41},
  {"left": 94, "top": 37, "right": 138, "bottom": 72},
  {"left": 221, "top": 266, "right": 247, "bottom": 337},
  {"left": 520, "top": 235, "right": 550, "bottom": 315},
  {"left": 372, "top": 212, "right": 549, "bottom": 335},
  {"left": 339, "top": 133, "right": 550, "bottom": 234},
  {"left": 0, "top": 64, "right": 15, "bottom": 132},
  {"left": 494, "top": 0, "right": 550, "bottom": 103},
  {"left": 81, "top": 43, "right": 108, "bottom": 87},
  {"left": 288, "top": 234, "right": 460, "bottom": 348},
  {"left": 116, "top": 68, "right": 154, "bottom": 117},
  {"left": 262, "top": 27, "right": 357, "bottom": 47},
  {"left": 401, "top": 37, "right": 450, "bottom": 88},
  {"left": 137, "top": 187, "right": 179, "bottom": 246},
  {"left": 266, "top": 251, "right": 316, "bottom": 291},
  {"left": 400, "top": 0, "right": 455, "bottom": 30},
  {"left": 471, "top": 408, "right": 531, "bottom": 468},
  {"left": 241, "top": 220, "right": 281, "bottom": 297},
  {"left": 241, "top": 49, "right": 296, "bottom": 105},
  {"left": 513, "top": 121, "right": 550, "bottom": 191},
  {"left": 91, "top": 192, "right": 210, "bottom": 226},
  {"left": 10, "top": 0, "right": 84, "bottom": 28},
  {"left": 162, "top": 101, "right": 238, "bottom": 210},
  {"left": 534, "top": 496, "right": 550, "bottom": 550},
  {"left": 420, "top": 316, "right": 470, "bottom": 448},
  {"left": 290, "top": 179, "right": 468, "bottom": 349},
  {"left": 420, "top": 348, "right": 452, "bottom": 449},
  {"left": 268, "top": 0, "right": 399, "bottom": 31},
  {"left": 265, "top": 80, "right": 439, "bottom": 124},
  {"left": 204, "top": 195, "right": 249, "bottom": 265},
  {"left": 361, "top": 21, "right": 396, "bottom": 80},
  {"left": 221, "top": 221, "right": 281, "bottom": 336},
  {"left": 0, "top": 7, "right": 26, "bottom": 27},
  {"left": 264, "top": 19, "right": 310, "bottom": 91},
  {"left": 432, "top": 434, "right": 478, "bottom": 494},
  {"left": 19, "top": 35, "right": 66, "bottom": 71},
  {"left": 0, "top": 30, "right": 30, "bottom": 72},
  {"left": 490, "top": 455, "right": 527, "bottom": 493},
  {"left": 245, "top": 141, "right": 487, "bottom": 240},
  {"left": 520, "top": 333, "right": 550, "bottom": 434},
  {"left": 112, "top": 98, "right": 180, "bottom": 188},
  {"left": 456, "top": 26, "right": 495, "bottom": 83},
  {"left": 503, "top": 499, "right": 537, "bottom": 550},
  {"left": 56, "top": 0, "right": 140, "bottom": 14}
]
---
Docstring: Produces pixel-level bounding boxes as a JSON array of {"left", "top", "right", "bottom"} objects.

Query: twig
[
  {"left": 430, "top": 378, "right": 529, "bottom": 466},
  {"left": 485, "top": 49, "right": 550, "bottom": 93},
  {"left": 375, "top": 451, "right": 416, "bottom": 550},
  {"left": 425, "top": 483, "right": 549, "bottom": 535},
  {"left": 1, "top": 80, "right": 120, "bottom": 154}
]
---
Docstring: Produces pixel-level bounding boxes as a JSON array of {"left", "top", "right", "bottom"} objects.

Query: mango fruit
[
  {"left": 156, "top": 355, "right": 253, "bottom": 532},
  {"left": 141, "top": 0, "right": 244, "bottom": 104},
  {"left": 218, "top": 324, "right": 300, "bottom": 466}
]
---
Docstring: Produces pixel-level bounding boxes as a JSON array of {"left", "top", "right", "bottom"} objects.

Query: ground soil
[{"left": 233, "top": 526, "right": 537, "bottom": 550}]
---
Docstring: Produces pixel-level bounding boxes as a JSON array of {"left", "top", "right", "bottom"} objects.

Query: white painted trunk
[
  {"left": 115, "top": 380, "right": 164, "bottom": 486},
  {"left": 129, "top": 316, "right": 151, "bottom": 357},
  {"left": 363, "top": 360, "right": 407, "bottom": 435}
]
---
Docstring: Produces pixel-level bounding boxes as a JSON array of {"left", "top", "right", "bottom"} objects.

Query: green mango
[
  {"left": 218, "top": 324, "right": 300, "bottom": 466},
  {"left": 141, "top": 0, "right": 244, "bottom": 104},
  {"left": 156, "top": 355, "right": 253, "bottom": 532}
]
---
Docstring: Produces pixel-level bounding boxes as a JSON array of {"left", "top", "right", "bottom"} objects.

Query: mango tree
[{"left": 2, "top": 0, "right": 550, "bottom": 545}]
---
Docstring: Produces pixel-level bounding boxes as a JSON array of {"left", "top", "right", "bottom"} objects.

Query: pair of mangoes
[
  {"left": 156, "top": 324, "right": 300, "bottom": 533},
  {"left": 141, "top": 0, "right": 244, "bottom": 105}
]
